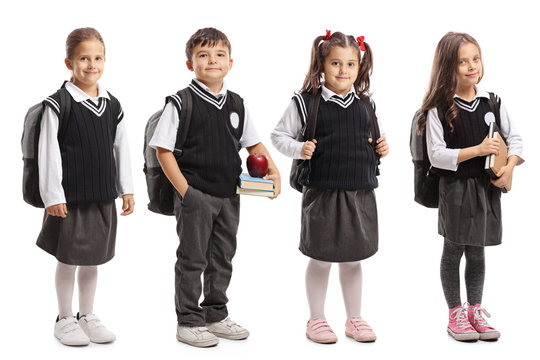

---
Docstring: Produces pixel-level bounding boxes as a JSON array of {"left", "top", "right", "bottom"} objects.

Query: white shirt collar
[
  {"left": 65, "top": 81, "right": 110, "bottom": 102},
  {"left": 193, "top": 78, "right": 228, "bottom": 98},
  {"left": 321, "top": 84, "right": 356, "bottom": 101},
  {"left": 454, "top": 85, "right": 489, "bottom": 101}
]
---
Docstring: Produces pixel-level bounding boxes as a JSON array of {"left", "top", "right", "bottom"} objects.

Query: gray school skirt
[
  {"left": 438, "top": 176, "right": 502, "bottom": 246},
  {"left": 300, "top": 187, "right": 378, "bottom": 262},
  {"left": 36, "top": 201, "right": 117, "bottom": 265}
]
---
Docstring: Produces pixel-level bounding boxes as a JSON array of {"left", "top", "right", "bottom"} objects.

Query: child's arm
[
  {"left": 490, "top": 155, "right": 518, "bottom": 189},
  {"left": 156, "top": 147, "right": 189, "bottom": 197},
  {"left": 270, "top": 100, "right": 305, "bottom": 159},
  {"left": 457, "top": 136, "right": 500, "bottom": 164},
  {"left": 369, "top": 137, "right": 389, "bottom": 158},
  {"left": 246, "top": 142, "right": 281, "bottom": 198},
  {"left": 113, "top": 111, "right": 135, "bottom": 215}
]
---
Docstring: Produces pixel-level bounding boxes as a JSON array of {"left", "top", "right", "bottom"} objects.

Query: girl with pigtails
[{"left": 271, "top": 30, "right": 388, "bottom": 344}]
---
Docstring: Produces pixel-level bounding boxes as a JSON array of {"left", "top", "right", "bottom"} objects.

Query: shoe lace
[
  {"left": 450, "top": 304, "right": 474, "bottom": 330},
  {"left": 472, "top": 306, "right": 492, "bottom": 329}
]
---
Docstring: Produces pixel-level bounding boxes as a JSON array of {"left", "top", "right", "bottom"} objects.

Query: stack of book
[{"left": 236, "top": 173, "right": 275, "bottom": 197}]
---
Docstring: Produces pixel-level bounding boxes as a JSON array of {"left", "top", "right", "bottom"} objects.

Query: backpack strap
[
  {"left": 362, "top": 97, "right": 381, "bottom": 174},
  {"left": 304, "top": 89, "right": 321, "bottom": 141},
  {"left": 56, "top": 84, "right": 71, "bottom": 142},
  {"left": 487, "top": 92, "right": 501, "bottom": 128},
  {"left": 173, "top": 88, "right": 193, "bottom": 157},
  {"left": 106, "top": 92, "right": 122, "bottom": 140},
  {"left": 227, "top": 91, "right": 245, "bottom": 140}
]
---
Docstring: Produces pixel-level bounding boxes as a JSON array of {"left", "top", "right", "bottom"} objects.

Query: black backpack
[
  {"left": 290, "top": 90, "right": 381, "bottom": 192},
  {"left": 143, "top": 88, "right": 245, "bottom": 215},
  {"left": 22, "top": 83, "right": 120, "bottom": 208},
  {"left": 410, "top": 93, "right": 501, "bottom": 208}
]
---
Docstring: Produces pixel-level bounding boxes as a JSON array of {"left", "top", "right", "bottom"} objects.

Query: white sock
[
  {"left": 55, "top": 262, "right": 76, "bottom": 319},
  {"left": 305, "top": 259, "right": 332, "bottom": 320},
  {"left": 78, "top": 266, "right": 97, "bottom": 316},
  {"left": 338, "top": 261, "right": 363, "bottom": 319}
]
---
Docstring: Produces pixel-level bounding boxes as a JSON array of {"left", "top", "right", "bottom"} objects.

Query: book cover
[
  {"left": 484, "top": 122, "right": 510, "bottom": 191},
  {"left": 238, "top": 173, "right": 274, "bottom": 191},
  {"left": 236, "top": 186, "right": 275, "bottom": 197}
]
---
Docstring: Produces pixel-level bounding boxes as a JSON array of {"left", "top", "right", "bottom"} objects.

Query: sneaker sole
[
  {"left": 306, "top": 334, "right": 338, "bottom": 344},
  {"left": 176, "top": 335, "right": 219, "bottom": 347},
  {"left": 54, "top": 334, "right": 90, "bottom": 346},
  {"left": 479, "top": 331, "right": 501, "bottom": 340},
  {"left": 345, "top": 331, "right": 376, "bottom": 342},
  {"left": 447, "top": 328, "right": 480, "bottom": 341},
  {"left": 88, "top": 335, "right": 117, "bottom": 344},
  {"left": 210, "top": 331, "right": 249, "bottom": 340}
]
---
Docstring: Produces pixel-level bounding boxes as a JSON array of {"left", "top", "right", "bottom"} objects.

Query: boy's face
[{"left": 186, "top": 41, "right": 233, "bottom": 90}]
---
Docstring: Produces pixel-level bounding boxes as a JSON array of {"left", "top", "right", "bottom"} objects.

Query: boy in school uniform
[{"left": 149, "top": 27, "right": 281, "bottom": 348}]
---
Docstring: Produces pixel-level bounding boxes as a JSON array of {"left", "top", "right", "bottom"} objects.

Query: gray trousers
[{"left": 174, "top": 186, "right": 240, "bottom": 327}]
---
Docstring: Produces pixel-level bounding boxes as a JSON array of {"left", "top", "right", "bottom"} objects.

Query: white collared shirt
[
  {"left": 270, "top": 85, "right": 385, "bottom": 159},
  {"left": 38, "top": 82, "right": 134, "bottom": 208},
  {"left": 149, "top": 79, "right": 261, "bottom": 151},
  {"left": 426, "top": 85, "right": 524, "bottom": 171}
]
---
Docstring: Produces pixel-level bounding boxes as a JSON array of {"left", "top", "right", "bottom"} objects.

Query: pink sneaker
[
  {"left": 306, "top": 319, "right": 338, "bottom": 344},
  {"left": 467, "top": 304, "right": 501, "bottom": 340},
  {"left": 345, "top": 318, "right": 377, "bottom": 342},
  {"left": 447, "top": 303, "right": 479, "bottom": 341}
]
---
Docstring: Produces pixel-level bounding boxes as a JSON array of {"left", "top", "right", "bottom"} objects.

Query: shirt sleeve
[
  {"left": 113, "top": 119, "right": 134, "bottom": 196},
  {"left": 270, "top": 99, "right": 305, "bottom": 159},
  {"left": 148, "top": 102, "right": 179, "bottom": 152},
  {"left": 426, "top": 108, "right": 460, "bottom": 171},
  {"left": 239, "top": 103, "right": 261, "bottom": 148},
  {"left": 498, "top": 98, "right": 525, "bottom": 164},
  {"left": 38, "top": 106, "right": 66, "bottom": 208}
]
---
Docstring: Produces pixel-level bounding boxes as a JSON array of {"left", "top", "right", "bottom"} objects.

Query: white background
[{"left": 1, "top": 0, "right": 538, "bottom": 359}]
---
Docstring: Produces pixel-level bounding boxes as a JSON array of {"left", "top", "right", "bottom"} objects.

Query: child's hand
[
  {"left": 491, "top": 164, "right": 514, "bottom": 190},
  {"left": 477, "top": 136, "right": 500, "bottom": 157},
  {"left": 369, "top": 136, "right": 389, "bottom": 158},
  {"left": 263, "top": 168, "right": 281, "bottom": 199},
  {"left": 301, "top": 139, "right": 317, "bottom": 160},
  {"left": 46, "top": 203, "right": 67, "bottom": 218},
  {"left": 121, "top": 194, "right": 135, "bottom": 216}
]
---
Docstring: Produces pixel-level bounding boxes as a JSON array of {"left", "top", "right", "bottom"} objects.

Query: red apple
[{"left": 247, "top": 154, "right": 268, "bottom": 178}]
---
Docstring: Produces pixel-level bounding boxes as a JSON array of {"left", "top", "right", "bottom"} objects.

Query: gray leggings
[{"left": 440, "top": 239, "right": 485, "bottom": 308}]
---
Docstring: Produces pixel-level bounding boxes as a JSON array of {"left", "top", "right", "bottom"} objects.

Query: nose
[{"left": 339, "top": 64, "right": 347, "bottom": 74}]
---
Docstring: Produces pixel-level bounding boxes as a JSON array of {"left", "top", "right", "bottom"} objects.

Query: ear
[
  {"left": 186, "top": 60, "right": 194, "bottom": 71},
  {"left": 228, "top": 58, "right": 233, "bottom": 70},
  {"left": 65, "top": 58, "right": 73, "bottom": 70}
]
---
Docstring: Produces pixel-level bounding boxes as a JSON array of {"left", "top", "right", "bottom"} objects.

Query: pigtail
[
  {"left": 301, "top": 35, "right": 325, "bottom": 95},
  {"left": 355, "top": 41, "right": 373, "bottom": 97}
]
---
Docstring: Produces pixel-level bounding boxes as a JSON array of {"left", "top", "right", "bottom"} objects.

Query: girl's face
[
  {"left": 456, "top": 42, "right": 482, "bottom": 90},
  {"left": 65, "top": 39, "right": 105, "bottom": 92},
  {"left": 322, "top": 46, "right": 359, "bottom": 96}
]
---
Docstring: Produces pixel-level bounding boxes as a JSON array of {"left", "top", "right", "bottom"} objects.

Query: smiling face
[
  {"left": 186, "top": 41, "right": 233, "bottom": 93},
  {"left": 64, "top": 39, "right": 105, "bottom": 96},
  {"left": 456, "top": 42, "right": 482, "bottom": 90},
  {"left": 322, "top": 46, "right": 359, "bottom": 96}
]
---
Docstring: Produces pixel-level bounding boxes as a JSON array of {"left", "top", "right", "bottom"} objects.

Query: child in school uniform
[
  {"left": 36, "top": 27, "right": 134, "bottom": 346},
  {"left": 149, "top": 27, "right": 281, "bottom": 348},
  {"left": 417, "top": 32, "right": 524, "bottom": 341},
  {"left": 271, "top": 31, "right": 389, "bottom": 344}
]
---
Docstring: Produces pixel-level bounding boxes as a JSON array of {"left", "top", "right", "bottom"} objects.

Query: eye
[
  {"left": 199, "top": 53, "right": 207, "bottom": 58},
  {"left": 459, "top": 60, "right": 466, "bottom": 65},
  {"left": 473, "top": 57, "right": 480, "bottom": 62},
  {"left": 81, "top": 57, "right": 88, "bottom": 61},
  {"left": 96, "top": 56, "right": 103, "bottom": 61},
  {"left": 331, "top": 61, "right": 340, "bottom": 66},
  {"left": 348, "top": 62, "right": 356, "bottom": 67}
]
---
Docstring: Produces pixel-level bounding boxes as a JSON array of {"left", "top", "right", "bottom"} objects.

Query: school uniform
[
  {"left": 426, "top": 86, "right": 524, "bottom": 246},
  {"left": 149, "top": 79, "right": 260, "bottom": 327},
  {"left": 271, "top": 85, "right": 384, "bottom": 262},
  {"left": 36, "top": 82, "right": 133, "bottom": 266}
]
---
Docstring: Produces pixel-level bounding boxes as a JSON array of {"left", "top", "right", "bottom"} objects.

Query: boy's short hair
[{"left": 185, "top": 27, "right": 232, "bottom": 61}]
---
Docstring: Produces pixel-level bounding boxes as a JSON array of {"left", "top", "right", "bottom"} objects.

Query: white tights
[
  {"left": 306, "top": 259, "right": 363, "bottom": 320},
  {"left": 55, "top": 262, "right": 98, "bottom": 318}
]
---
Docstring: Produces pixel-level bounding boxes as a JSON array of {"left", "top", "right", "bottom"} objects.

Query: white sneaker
[
  {"left": 206, "top": 317, "right": 249, "bottom": 340},
  {"left": 176, "top": 325, "right": 219, "bottom": 347},
  {"left": 78, "top": 314, "right": 116, "bottom": 343},
  {"left": 54, "top": 316, "right": 90, "bottom": 346}
]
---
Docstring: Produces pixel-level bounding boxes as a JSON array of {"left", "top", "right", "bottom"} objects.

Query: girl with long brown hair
[
  {"left": 271, "top": 30, "right": 388, "bottom": 344},
  {"left": 421, "top": 32, "right": 524, "bottom": 341}
]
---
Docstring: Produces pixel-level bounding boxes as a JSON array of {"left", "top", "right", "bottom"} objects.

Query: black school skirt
[
  {"left": 438, "top": 176, "right": 502, "bottom": 246},
  {"left": 300, "top": 187, "right": 378, "bottom": 262},
  {"left": 36, "top": 201, "right": 117, "bottom": 265}
]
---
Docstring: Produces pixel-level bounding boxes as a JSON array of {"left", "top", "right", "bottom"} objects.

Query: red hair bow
[
  {"left": 323, "top": 30, "right": 331, "bottom": 40},
  {"left": 357, "top": 36, "right": 366, "bottom": 51}
]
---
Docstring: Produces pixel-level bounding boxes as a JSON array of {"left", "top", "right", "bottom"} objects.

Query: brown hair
[
  {"left": 417, "top": 32, "right": 483, "bottom": 133},
  {"left": 185, "top": 27, "right": 231, "bottom": 61},
  {"left": 65, "top": 27, "right": 105, "bottom": 59},
  {"left": 301, "top": 31, "right": 373, "bottom": 97}
]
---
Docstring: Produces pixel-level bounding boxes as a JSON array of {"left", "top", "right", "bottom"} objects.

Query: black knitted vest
[
  {"left": 46, "top": 92, "right": 120, "bottom": 204},
  {"left": 435, "top": 98, "right": 492, "bottom": 178},
  {"left": 171, "top": 82, "right": 244, "bottom": 197},
  {"left": 295, "top": 92, "right": 378, "bottom": 190}
]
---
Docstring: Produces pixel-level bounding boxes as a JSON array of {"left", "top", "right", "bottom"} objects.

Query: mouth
[{"left": 466, "top": 73, "right": 478, "bottom": 78}]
